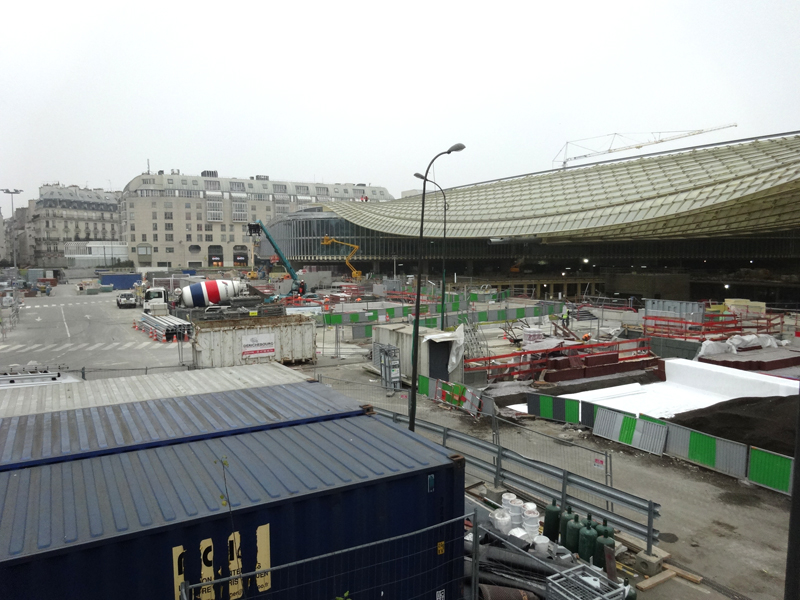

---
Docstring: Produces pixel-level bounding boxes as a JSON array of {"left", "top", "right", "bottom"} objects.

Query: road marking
[
  {"left": 61, "top": 306, "right": 70, "bottom": 338},
  {"left": 52, "top": 343, "right": 72, "bottom": 352},
  {"left": 105, "top": 343, "right": 119, "bottom": 349},
  {"left": 71, "top": 343, "right": 89, "bottom": 351},
  {"left": 136, "top": 342, "right": 152, "bottom": 349},
  {"left": 119, "top": 342, "right": 136, "bottom": 349},
  {"left": 1, "top": 345, "right": 25, "bottom": 352},
  {"left": 59, "top": 303, "right": 65, "bottom": 306},
  {"left": 85, "top": 343, "right": 104, "bottom": 351},
  {"left": 35, "top": 305, "right": 40, "bottom": 308},
  {"left": 0, "top": 345, "right": 9, "bottom": 351},
  {"left": 39, "top": 344, "right": 58, "bottom": 351},
  {"left": 27, "top": 344, "right": 42, "bottom": 351}
]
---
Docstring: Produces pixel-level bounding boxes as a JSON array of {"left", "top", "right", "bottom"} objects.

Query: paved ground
[
  {"left": 298, "top": 356, "right": 789, "bottom": 600},
  {"left": 0, "top": 284, "right": 183, "bottom": 371}
]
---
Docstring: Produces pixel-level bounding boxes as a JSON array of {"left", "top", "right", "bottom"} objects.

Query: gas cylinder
[
  {"left": 581, "top": 512, "right": 596, "bottom": 530},
  {"left": 624, "top": 578, "right": 637, "bottom": 599},
  {"left": 543, "top": 498, "right": 561, "bottom": 542},
  {"left": 559, "top": 506, "right": 574, "bottom": 544},
  {"left": 578, "top": 521, "right": 598, "bottom": 562},
  {"left": 593, "top": 529, "right": 615, "bottom": 569},
  {"left": 565, "top": 514, "right": 582, "bottom": 553},
  {"left": 596, "top": 518, "right": 613, "bottom": 539}
]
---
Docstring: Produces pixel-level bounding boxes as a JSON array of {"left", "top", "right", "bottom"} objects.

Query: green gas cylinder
[
  {"left": 581, "top": 512, "right": 596, "bottom": 530},
  {"left": 624, "top": 578, "right": 637, "bottom": 599},
  {"left": 543, "top": 498, "right": 561, "bottom": 542},
  {"left": 559, "top": 506, "right": 574, "bottom": 544},
  {"left": 596, "top": 518, "right": 613, "bottom": 539},
  {"left": 578, "top": 522, "right": 598, "bottom": 562},
  {"left": 565, "top": 514, "right": 582, "bottom": 553},
  {"left": 593, "top": 530, "right": 615, "bottom": 569}
]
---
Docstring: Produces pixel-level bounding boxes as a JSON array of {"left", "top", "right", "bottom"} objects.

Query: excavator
[{"left": 321, "top": 235, "right": 362, "bottom": 281}]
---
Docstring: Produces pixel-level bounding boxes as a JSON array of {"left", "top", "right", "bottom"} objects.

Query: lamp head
[
  {"left": 447, "top": 143, "right": 466, "bottom": 154},
  {"left": 414, "top": 173, "right": 425, "bottom": 181}
]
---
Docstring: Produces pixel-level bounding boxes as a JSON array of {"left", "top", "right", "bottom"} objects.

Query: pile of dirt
[{"left": 668, "top": 395, "right": 798, "bottom": 457}]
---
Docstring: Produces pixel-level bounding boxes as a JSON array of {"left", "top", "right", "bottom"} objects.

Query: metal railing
[{"left": 179, "top": 512, "right": 473, "bottom": 600}]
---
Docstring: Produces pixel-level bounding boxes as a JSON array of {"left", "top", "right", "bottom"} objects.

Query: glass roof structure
[{"left": 332, "top": 133, "right": 800, "bottom": 243}]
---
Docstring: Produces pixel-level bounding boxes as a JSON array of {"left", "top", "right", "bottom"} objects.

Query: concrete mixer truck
[{"left": 177, "top": 280, "right": 243, "bottom": 308}]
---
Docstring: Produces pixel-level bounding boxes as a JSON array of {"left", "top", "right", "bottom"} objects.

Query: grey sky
[{"left": 1, "top": 1, "right": 798, "bottom": 217}]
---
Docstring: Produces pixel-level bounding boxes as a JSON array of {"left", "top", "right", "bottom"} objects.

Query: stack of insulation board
[{"left": 0, "top": 363, "right": 465, "bottom": 600}]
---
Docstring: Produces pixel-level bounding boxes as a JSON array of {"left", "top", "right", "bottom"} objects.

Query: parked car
[{"left": 116, "top": 292, "right": 137, "bottom": 309}]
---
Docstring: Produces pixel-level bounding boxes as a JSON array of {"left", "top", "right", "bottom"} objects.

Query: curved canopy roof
[{"left": 332, "top": 133, "right": 800, "bottom": 243}]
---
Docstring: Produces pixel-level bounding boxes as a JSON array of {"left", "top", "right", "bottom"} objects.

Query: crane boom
[
  {"left": 556, "top": 123, "right": 738, "bottom": 168},
  {"left": 247, "top": 221, "right": 298, "bottom": 283},
  {"left": 321, "top": 235, "right": 362, "bottom": 280}
]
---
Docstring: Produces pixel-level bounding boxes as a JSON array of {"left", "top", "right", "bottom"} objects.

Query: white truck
[{"left": 142, "top": 287, "right": 169, "bottom": 315}]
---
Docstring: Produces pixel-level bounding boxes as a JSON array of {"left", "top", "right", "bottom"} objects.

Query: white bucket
[
  {"left": 501, "top": 492, "right": 517, "bottom": 509},
  {"left": 533, "top": 535, "right": 550, "bottom": 553},
  {"left": 522, "top": 509, "right": 540, "bottom": 525},
  {"left": 508, "top": 499, "right": 524, "bottom": 525},
  {"left": 522, "top": 502, "right": 537, "bottom": 513}
]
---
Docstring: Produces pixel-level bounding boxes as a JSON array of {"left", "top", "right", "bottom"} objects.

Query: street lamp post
[
  {"left": 409, "top": 143, "right": 465, "bottom": 432},
  {"left": 1, "top": 189, "right": 23, "bottom": 269},
  {"left": 415, "top": 174, "right": 448, "bottom": 330}
]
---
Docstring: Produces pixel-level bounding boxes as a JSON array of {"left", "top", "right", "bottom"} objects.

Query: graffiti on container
[
  {"left": 242, "top": 333, "right": 276, "bottom": 357},
  {"left": 172, "top": 524, "right": 271, "bottom": 599}
]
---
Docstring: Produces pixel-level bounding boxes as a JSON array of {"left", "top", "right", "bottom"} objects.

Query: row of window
[
  {"left": 151, "top": 176, "right": 383, "bottom": 197},
  {"left": 129, "top": 234, "right": 251, "bottom": 243},
  {"left": 137, "top": 186, "right": 385, "bottom": 198}
]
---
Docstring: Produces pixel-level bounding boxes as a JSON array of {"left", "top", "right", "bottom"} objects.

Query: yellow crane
[{"left": 321, "top": 235, "right": 362, "bottom": 280}]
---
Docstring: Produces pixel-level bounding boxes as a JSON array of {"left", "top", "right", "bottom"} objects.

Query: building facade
[
  {"left": 5, "top": 185, "right": 122, "bottom": 268},
  {"left": 120, "top": 170, "right": 394, "bottom": 269}
]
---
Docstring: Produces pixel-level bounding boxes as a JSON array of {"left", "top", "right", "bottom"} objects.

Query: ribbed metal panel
[
  {"left": 715, "top": 438, "right": 748, "bottom": 479},
  {"left": 0, "top": 382, "right": 365, "bottom": 471},
  {"left": 0, "top": 363, "right": 311, "bottom": 418},
  {"left": 630, "top": 419, "right": 668, "bottom": 456},
  {"left": 663, "top": 422, "right": 691, "bottom": 458},
  {"left": 592, "top": 408, "right": 624, "bottom": 441},
  {"left": 0, "top": 414, "right": 456, "bottom": 563}
]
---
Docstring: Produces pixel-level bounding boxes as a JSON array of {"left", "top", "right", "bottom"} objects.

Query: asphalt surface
[{"left": 0, "top": 284, "right": 183, "bottom": 371}]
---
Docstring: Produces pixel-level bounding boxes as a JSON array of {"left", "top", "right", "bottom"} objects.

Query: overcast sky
[{"left": 1, "top": 1, "right": 798, "bottom": 215}]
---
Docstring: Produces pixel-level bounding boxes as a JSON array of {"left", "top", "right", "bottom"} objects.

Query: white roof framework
[{"left": 332, "top": 133, "right": 800, "bottom": 243}]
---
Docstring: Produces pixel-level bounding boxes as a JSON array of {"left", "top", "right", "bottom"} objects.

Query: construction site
[{"left": 2, "top": 131, "right": 800, "bottom": 600}]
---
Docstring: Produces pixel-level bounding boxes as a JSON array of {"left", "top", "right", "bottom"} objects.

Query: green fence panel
[
  {"left": 349, "top": 312, "right": 360, "bottom": 323},
  {"left": 478, "top": 311, "right": 488, "bottom": 321},
  {"left": 564, "top": 399, "right": 580, "bottom": 424},
  {"left": 539, "top": 395, "right": 554, "bottom": 419},
  {"left": 748, "top": 448, "right": 792, "bottom": 493},
  {"left": 497, "top": 310, "right": 507, "bottom": 321},
  {"left": 639, "top": 414, "right": 666, "bottom": 425},
  {"left": 367, "top": 311, "right": 378, "bottom": 322},
  {"left": 403, "top": 306, "right": 412, "bottom": 316},
  {"left": 387, "top": 308, "right": 395, "bottom": 318},
  {"left": 470, "top": 293, "right": 478, "bottom": 301},
  {"left": 452, "top": 301, "right": 460, "bottom": 311},
  {"left": 418, "top": 375, "right": 430, "bottom": 396},
  {"left": 365, "top": 325, "right": 372, "bottom": 338},
  {"left": 619, "top": 415, "right": 637, "bottom": 445},
  {"left": 329, "top": 314, "right": 343, "bottom": 325},
  {"left": 516, "top": 308, "right": 526, "bottom": 319},
  {"left": 688, "top": 431, "right": 717, "bottom": 467}
]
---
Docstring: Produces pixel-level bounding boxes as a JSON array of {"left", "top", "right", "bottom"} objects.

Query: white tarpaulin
[{"left": 422, "top": 324, "right": 465, "bottom": 373}]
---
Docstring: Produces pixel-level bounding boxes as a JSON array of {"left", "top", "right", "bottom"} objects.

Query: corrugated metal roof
[
  {"left": 0, "top": 381, "right": 365, "bottom": 471},
  {"left": 0, "top": 415, "right": 453, "bottom": 563},
  {"left": 331, "top": 134, "right": 800, "bottom": 242},
  {"left": 0, "top": 363, "right": 310, "bottom": 419}
]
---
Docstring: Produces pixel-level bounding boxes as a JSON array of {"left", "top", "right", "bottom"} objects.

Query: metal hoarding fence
[
  {"left": 593, "top": 408, "right": 667, "bottom": 456},
  {"left": 640, "top": 414, "right": 749, "bottom": 479},
  {"left": 180, "top": 513, "right": 472, "bottom": 600},
  {"left": 748, "top": 447, "right": 794, "bottom": 494},
  {"left": 527, "top": 393, "right": 581, "bottom": 425}
]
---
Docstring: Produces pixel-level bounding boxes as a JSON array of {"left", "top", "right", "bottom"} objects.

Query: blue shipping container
[
  {"left": 0, "top": 381, "right": 366, "bottom": 471},
  {"left": 0, "top": 414, "right": 465, "bottom": 600},
  {"left": 99, "top": 273, "right": 142, "bottom": 289}
]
